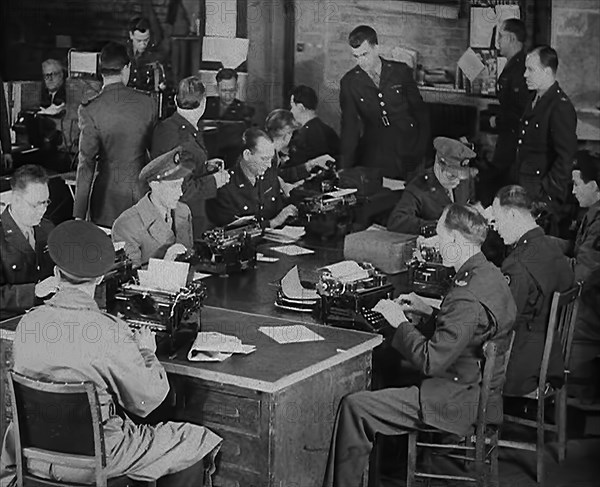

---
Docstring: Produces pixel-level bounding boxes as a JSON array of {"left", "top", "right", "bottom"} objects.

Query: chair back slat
[
  {"left": 476, "top": 341, "right": 497, "bottom": 437},
  {"left": 8, "top": 371, "right": 108, "bottom": 487},
  {"left": 538, "top": 283, "right": 582, "bottom": 389}
]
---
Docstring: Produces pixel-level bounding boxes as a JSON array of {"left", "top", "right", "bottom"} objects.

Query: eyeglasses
[
  {"left": 22, "top": 198, "right": 51, "bottom": 211},
  {"left": 43, "top": 71, "right": 62, "bottom": 80}
]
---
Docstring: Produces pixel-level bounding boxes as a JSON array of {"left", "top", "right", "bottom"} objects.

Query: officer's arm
[
  {"left": 339, "top": 77, "right": 360, "bottom": 169},
  {"left": 206, "top": 183, "right": 236, "bottom": 227},
  {"left": 403, "top": 65, "right": 430, "bottom": 155},
  {"left": 543, "top": 100, "right": 578, "bottom": 201},
  {"left": 73, "top": 105, "right": 99, "bottom": 220},
  {"left": 180, "top": 143, "right": 218, "bottom": 201},
  {"left": 106, "top": 321, "right": 169, "bottom": 417},
  {"left": 112, "top": 218, "right": 143, "bottom": 268},
  {"left": 0, "top": 268, "right": 38, "bottom": 315},
  {"left": 282, "top": 130, "right": 311, "bottom": 182},
  {"left": 497, "top": 78, "right": 529, "bottom": 132},
  {"left": 502, "top": 259, "right": 535, "bottom": 331},
  {"left": 391, "top": 290, "right": 481, "bottom": 376},
  {"left": 387, "top": 187, "right": 430, "bottom": 234},
  {"left": 149, "top": 120, "right": 174, "bottom": 160},
  {"left": 574, "top": 215, "right": 600, "bottom": 282}
]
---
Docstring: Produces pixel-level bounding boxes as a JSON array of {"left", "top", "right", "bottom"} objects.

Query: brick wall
[{"left": 294, "top": 0, "right": 469, "bottom": 131}]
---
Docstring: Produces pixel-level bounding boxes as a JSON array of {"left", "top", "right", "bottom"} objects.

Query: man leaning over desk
[
  {"left": 0, "top": 165, "right": 57, "bottom": 320},
  {"left": 323, "top": 204, "right": 516, "bottom": 486},
  {"left": 112, "top": 147, "right": 193, "bottom": 268}
]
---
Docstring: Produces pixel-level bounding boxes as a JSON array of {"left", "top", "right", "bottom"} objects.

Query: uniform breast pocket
[{"left": 387, "top": 84, "right": 408, "bottom": 105}]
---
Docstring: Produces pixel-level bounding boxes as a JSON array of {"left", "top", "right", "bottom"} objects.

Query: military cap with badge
[
  {"left": 434, "top": 136, "right": 478, "bottom": 180},
  {"left": 139, "top": 146, "right": 193, "bottom": 183}
]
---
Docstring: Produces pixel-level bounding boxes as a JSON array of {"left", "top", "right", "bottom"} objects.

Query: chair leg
[
  {"left": 537, "top": 401, "right": 545, "bottom": 485},
  {"left": 556, "top": 390, "right": 567, "bottom": 463},
  {"left": 489, "top": 432, "right": 499, "bottom": 487},
  {"left": 406, "top": 432, "right": 417, "bottom": 487}
]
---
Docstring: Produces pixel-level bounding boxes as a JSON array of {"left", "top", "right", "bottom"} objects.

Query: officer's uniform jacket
[
  {"left": 74, "top": 83, "right": 156, "bottom": 227},
  {"left": 339, "top": 57, "right": 430, "bottom": 179},
  {"left": 492, "top": 50, "right": 529, "bottom": 170},
  {"left": 111, "top": 193, "right": 193, "bottom": 268},
  {"left": 514, "top": 82, "right": 577, "bottom": 204},
  {"left": 387, "top": 167, "right": 475, "bottom": 234},
  {"left": 151, "top": 112, "right": 217, "bottom": 238},
  {"left": 280, "top": 117, "right": 340, "bottom": 183},
  {"left": 502, "top": 227, "right": 574, "bottom": 395},
  {"left": 206, "top": 160, "right": 285, "bottom": 228},
  {"left": 573, "top": 200, "right": 600, "bottom": 283},
  {"left": 0, "top": 208, "right": 54, "bottom": 320},
  {"left": 3, "top": 287, "right": 221, "bottom": 482},
  {"left": 391, "top": 252, "right": 516, "bottom": 435},
  {"left": 203, "top": 96, "right": 254, "bottom": 125},
  {"left": 127, "top": 43, "right": 167, "bottom": 92}
]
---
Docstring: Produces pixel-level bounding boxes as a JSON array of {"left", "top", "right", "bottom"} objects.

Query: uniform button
[
  {"left": 243, "top": 205, "right": 248, "bottom": 210},
  {"left": 525, "top": 120, "right": 529, "bottom": 125},
  {"left": 522, "top": 130, "right": 525, "bottom": 134},
  {"left": 181, "top": 125, "right": 185, "bottom": 129},
  {"left": 382, "top": 110, "right": 387, "bottom": 115},
  {"left": 535, "top": 123, "right": 539, "bottom": 128},
  {"left": 37, "top": 266, "right": 40, "bottom": 271},
  {"left": 380, "top": 101, "right": 385, "bottom": 106},
  {"left": 518, "top": 140, "right": 522, "bottom": 144},
  {"left": 193, "top": 132, "right": 197, "bottom": 137},
  {"left": 378, "top": 93, "right": 383, "bottom": 98},
  {"left": 453, "top": 377, "right": 459, "bottom": 382},
  {"left": 410, "top": 123, "right": 414, "bottom": 127},
  {"left": 272, "top": 196, "right": 276, "bottom": 201},
  {"left": 536, "top": 170, "right": 540, "bottom": 175},
  {"left": 360, "top": 97, "right": 364, "bottom": 102},
  {"left": 12, "top": 265, "right": 17, "bottom": 270}
]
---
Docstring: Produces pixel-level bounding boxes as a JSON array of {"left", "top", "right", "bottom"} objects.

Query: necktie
[
  {"left": 24, "top": 227, "right": 35, "bottom": 249},
  {"left": 532, "top": 95, "right": 540, "bottom": 109},
  {"left": 368, "top": 70, "right": 380, "bottom": 88},
  {"left": 165, "top": 211, "right": 173, "bottom": 230},
  {"left": 447, "top": 189, "right": 454, "bottom": 203}
]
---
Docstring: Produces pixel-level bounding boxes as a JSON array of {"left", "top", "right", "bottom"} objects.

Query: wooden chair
[
  {"left": 499, "top": 283, "right": 582, "bottom": 485},
  {"left": 406, "top": 339, "right": 509, "bottom": 487},
  {"left": 7, "top": 371, "right": 139, "bottom": 487}
]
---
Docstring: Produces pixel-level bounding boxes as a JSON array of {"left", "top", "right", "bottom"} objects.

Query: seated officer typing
[
  {"left": 112, "top": 147, "right": 193, "bottom": 267},
  {"left": 0, "top": 165, "right": 57, "bottom": 319},
  {"left": 206, "top": 128, "right": 298, "bottom": 228},
  {"left": 1, "top": 220, "right": 222, "bottom": 484},
  {"left": 323, "top": 204, "right": 516, "bottom": 487},
  {"left": 387, "top": 137, "right": 476, "bottom": 234}
]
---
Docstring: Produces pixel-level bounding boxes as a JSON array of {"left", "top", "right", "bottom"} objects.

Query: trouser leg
[
  {"left": 323, "top": 386, "right": 423, "bottom": 487},
  {"left": 156, "top": 460, "right": 205, "bottom": 487}
]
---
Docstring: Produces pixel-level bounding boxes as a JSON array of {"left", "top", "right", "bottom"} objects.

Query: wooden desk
[{"left": 1, "top": 307, "right": 382, "bottom": 487}]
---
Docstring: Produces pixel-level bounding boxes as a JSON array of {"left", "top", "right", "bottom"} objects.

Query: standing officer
[
  {"left": 206, "top": 128, "right": 297, "bottom": 228},
  {"left": 339, "top": 25, "right": 430, "bottom": 179},
  {"left": 151, "top": 76, "right": 230, "bottom": 238},
  {"left": 0, "top": 165, "right": 57, "bottom": 319},
  {"left": 74, "top": 42, "right": 156, "bottom": 227},
  {"left": 481, "top": 19, "right": 529, "bottom": 204},
  {"left": 126, "top": 16, "right": 167, "bottom": 93},
  {"left": 323, "top": 204, "right": 516, "bottom": 486},
  {"left": 511, "top": 45, "right": 577, "bottom": 236},
  {"left": 112, "top": 148, "right": 193, "bottom": 268},
  {"left": 1, "top": 220, "right": 222, "bottom": 484},
  {"left": 491, "top": 185, "right": 574, "bottom": 395},
  {"left": 387, "top": 137, "right": 476, "bottom": 234}
]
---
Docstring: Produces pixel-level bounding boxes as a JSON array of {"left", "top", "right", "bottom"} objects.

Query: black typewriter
[
  {"left": 407, "top": 223, "right": 456, "bottom": 298},
  {"left": 187, "top": 218, "right": 262, "bottom": 275},
  {"left": 113, "top": 281, "right": 206, "bottom": 339},
  {"left": 315, "top": 262, "right": 394, "bottom": 334},
  {"left": 294, "top": 189, "right": 358, "bottom": 239},
  {"left": 95, "top": 247, "right": 135, "bottom": 312}
]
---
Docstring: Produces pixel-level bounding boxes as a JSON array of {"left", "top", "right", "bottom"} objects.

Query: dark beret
[
  {"left": 48, "top": 221, "right": 116, "bottom": 279},
  {"left": 139, "top": 146, "right": 192, "bottom": 183}
]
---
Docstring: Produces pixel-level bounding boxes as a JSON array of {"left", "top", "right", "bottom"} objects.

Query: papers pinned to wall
[
  {"left": 203, "top": 36, "right": 249, "bottom": 69},
  {"left": 469, "top": 5, "right": 521, "bottom": 49}
]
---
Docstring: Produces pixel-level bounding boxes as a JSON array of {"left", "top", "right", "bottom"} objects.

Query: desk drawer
[
  {"left": 211, "top": 428, "right": 267, "bottom": 478},
  {"left": 213, "top": 469, "right": 264, "bottom": 487},
  {"left": 178, "top": 379, "right": 261, "bottom": 436}
]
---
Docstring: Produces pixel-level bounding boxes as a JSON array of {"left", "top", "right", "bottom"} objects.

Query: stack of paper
[
  {"left": 321, "top": 261, "right": 369, "bottom": 283},
  {"left": 271, "top": 245, "right": 314, "bottom": 256},
  {"left": 263, "top": 225, "right": 306, "bottom": 244},
  {"left": 187, "top": 332, "right": 256, "bottom": 362},
  {"left": 259, "top": 325, "right": 324, "bottom": 344},
  {"left": 136, "top": 258, "right": 189, "bottom": 292}
]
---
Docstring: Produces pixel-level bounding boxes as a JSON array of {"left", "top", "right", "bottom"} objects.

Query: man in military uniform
[
  {"left": 387, "top": 137, "right": 476, "bottom": 234},
  {"left": 74, "top": 42, "right": 156, "bottom": 227},
  {"left": 511, "top": 45, "right": 577, "bottom": 235},
  {"left": 112, "top": 147, "right": 193, "bottom": 268},
  {"left": 151, "top": 76, "right": 230, "bottom": 238},
  {"left": 203, "top": 68, "right": 254, "bottom": 124},
  {"left": 323, "top": 204, "right": 516, "bottom": 487},
  {"left": 491, "top": 185, "right": 574, "bottom": 395},
  {"left": 481, "top": 19, "right": 529, "bottom": 204},
  {"left": 126, "top": 16, "right": 167, "bottom": 93},
  {"left": 339, "top": 25, "right": 430, "bottom": 179},
  {"left": 283, "top": 84, "right": 340, "bottom": 183},
  {"left": 0, "top": 165, "right": 57, "bottom": 319},
  {"left": 206, "top": 128, "right": 297, "bottom": 228},
  {"left": 1, "top": 220, "right": 222, "bottom": 484}
]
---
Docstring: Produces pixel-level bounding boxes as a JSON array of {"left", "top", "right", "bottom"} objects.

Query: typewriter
[
  {"left": 188, "top": 218, "right": 262, "bottom": 275},
  {"left": 96, "top": 246, "right": 135, "bottom": 313},
  {"left": 407, "top": 224, "right": 456, "bottom": 298},
  {"left": 113, "top": 281, "right": 207, "bottom": 345},
  {"left": 315, "top": 262, "right": 394, "bottom": 334},
  {"left": 294, "top": 190, "right": 358, "bottom": 239}
]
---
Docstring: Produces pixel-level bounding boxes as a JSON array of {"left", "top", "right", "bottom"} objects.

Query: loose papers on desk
[
  {"left": 271, "top": 245, "right": 315, "bottom": 256},
  {"left": 259, "top": 325, "right": 324, "bottom": 344},
  {"left": 263, "top": 225, "right": 306, "bottom": 244},
  {"left": 188, "top": 332, "right": 256, "bottom": 362},
  {"left": 321, "top": 260, "right": 370, "bottom": 283},
  {"left": 382, "top": 178, "right": 406, "bottom": 191},
  {"left": 280, "top": 266, "right": 319, "bottom": 301}
]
